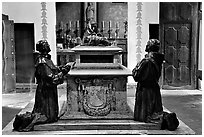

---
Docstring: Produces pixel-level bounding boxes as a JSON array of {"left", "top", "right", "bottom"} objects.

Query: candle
[
  {"left": 69, "top": 21, "right": 72, "bottom": 29},
  {"left": 77, "top": 20, "right": 79, "bottom": 28},
  {"left": 102, "top": 21, "right": 105, "bottom": 28}
]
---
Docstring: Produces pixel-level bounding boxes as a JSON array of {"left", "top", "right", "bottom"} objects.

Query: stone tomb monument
[
  {"left": 3, "top": 44, "right": 195, "bottom": 134},
  {"left": 34, "top": 44, "right": 162, "bottom": 131},
  {"left": 61, "top": 45, "right": 133, "bottom": 120}
]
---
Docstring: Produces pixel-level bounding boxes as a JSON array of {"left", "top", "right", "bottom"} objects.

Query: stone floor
[{"left": 2, "top": 89, "right": 199, "bottom": 135}]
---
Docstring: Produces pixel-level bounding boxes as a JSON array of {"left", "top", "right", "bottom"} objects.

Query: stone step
[
  {"left": 34, "top": 119, "right": 161, "bottom": 131},
  {"left": 2, "top": 96, "right": 196, "bottom": 135},
  {"left": 60, "top": 111, "right": 134, "bottom": 120}
]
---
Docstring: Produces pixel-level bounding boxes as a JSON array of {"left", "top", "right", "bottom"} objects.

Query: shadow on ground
[
  {"left": 162, "top": 95, "right": 202, "bottom": 135},
  {"left": 2, "top": 107, "right": 21, "bottom": 129}
]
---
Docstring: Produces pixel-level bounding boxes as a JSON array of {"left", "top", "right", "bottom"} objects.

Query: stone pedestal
[
  {"left": 60, "top": 45, "right": 132, "bottom": 120},
  {"left": 2, "top": 94, "right": 195, "bottom": 135},
  {"left": 61, "top": 75, "right": 133, "bottom": 119},
  {"left": 60, "top": 45, "right": 133, "bottom": 120},
  {"left": 3, "top": 45, "right": 195, "bottom": 135}
]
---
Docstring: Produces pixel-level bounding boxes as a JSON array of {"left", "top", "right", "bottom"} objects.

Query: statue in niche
[
  {"left": 83, "top": 2, "right": 111, "bottom": 46},
  {"left": 86, "top": 2, "right": 95, "bottom": 25},
  {"left": 85, "top": 2, "right": 97, "bottom": 35},
  {"left": 13, "top": 40, "right": 75, "bottom": 132}
]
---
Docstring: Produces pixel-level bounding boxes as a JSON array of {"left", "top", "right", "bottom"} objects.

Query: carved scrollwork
[
  {"left": 76, "top": 78, "right": 116, "bottom": 116},
  {"left": 83, "top": 88, "right": 111, "bottom": 116}
]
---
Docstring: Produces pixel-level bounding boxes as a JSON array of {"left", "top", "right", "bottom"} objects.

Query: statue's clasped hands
[
  {"left": 60, "top": 62, "right": 76, "bottom": 75},
  {"left": 65, "top": 62, "right": 76, "bottom": 69}
]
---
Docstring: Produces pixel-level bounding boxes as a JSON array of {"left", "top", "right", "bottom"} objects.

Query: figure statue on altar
[
  {"left": 85, "top": 2, "right": 98, "bottom": 36},
  {"left": 86, "top": 2, "right": 95, "bottom": 25},
  {"left": 83, "top": 2, "right": 112, "bottom": 46}
]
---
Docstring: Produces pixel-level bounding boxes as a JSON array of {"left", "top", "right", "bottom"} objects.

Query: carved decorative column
[
  {"left": 41, "top": 2, "right": 48, "bottom": 40},
  {"left": 136, "top": 2, "right": 142, "bottom": 63}
]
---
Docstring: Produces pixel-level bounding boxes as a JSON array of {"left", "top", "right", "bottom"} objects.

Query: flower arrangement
[{"left": 83, "top": 34, "right": 111, "bottom": 46}]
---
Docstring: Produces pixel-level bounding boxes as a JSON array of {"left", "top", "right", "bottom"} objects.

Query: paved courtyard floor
[{"left": 2, "top": 88, "right": 202, "bottom": 134}]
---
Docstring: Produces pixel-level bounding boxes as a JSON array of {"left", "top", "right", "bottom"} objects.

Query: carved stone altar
[{"left": 60, "top": 45, "right": 132, "bottom": 120}]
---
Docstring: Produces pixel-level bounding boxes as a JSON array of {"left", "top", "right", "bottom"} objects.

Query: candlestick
[
  {"left": 109, "top": 21, "right": 111, "bottom": 28},
  {"left": 116, "top": 22, "right": 119, "bottom": 28},
  {"left": 60, "top": 21, "right": 63, "bottom": 30}
]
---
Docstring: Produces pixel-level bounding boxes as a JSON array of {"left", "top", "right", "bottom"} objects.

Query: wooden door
[
  {"left": 14, "top": 23, "right": 35, "bottom": 83},
  {"left": 2, "top": 16, "right": 16, "bottom": 93},
  {"left": 160, "top": 2, "right": 199, "bottom": 89},
  {"left": 163, "top": 23, "right": 191, "bottom": 87}
]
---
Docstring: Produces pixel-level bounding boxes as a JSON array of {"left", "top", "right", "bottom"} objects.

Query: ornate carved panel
[
  {"left": 165, "top": 45, "right": 177, "bottom": 67},
  {"left": 165, "top": 65, "right": 176, "bottom": 84},
  {"left": 165, "top": 27, "right": 177, "bottom": 48},
  {"left": 160, "top": 3, "right": 177, "bottom": 21},
  {"left": 179, "top": 3, "right": 193, "bottom": 20},
  {"left": 178, "top": 25, "right": 190, "bottom": 46},
  {"left": 178, "top": 46, "right": 189, "bottom": 65},
  {"left": 75, "top": 78, "right": 116, "bottom": 116},
  {"left": 160, "top": 2, "right": 194, "bottom": 22},
  {"left": 179, "top": 65, "right": 190, "bottom": 84},
  {"left": 163, "top": 23, "right": 191, "bottom": 87}
]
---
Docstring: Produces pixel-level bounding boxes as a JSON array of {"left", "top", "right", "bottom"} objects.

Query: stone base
[
  {"left": 2, "top": 95, "right": 195, "bottom": 135},
  {"left": 60, "top": 111, "right": 133, "bottom": 120},
  {"left": 34, "top": 119, "right": 160, "bottom": 131},
  {"left": 60, "top": 99, "right": 134, "bottom": 120}
]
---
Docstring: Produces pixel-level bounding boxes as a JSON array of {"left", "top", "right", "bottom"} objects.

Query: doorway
[
  {"left": 160, "top": 2, "right": 199, "bottom": 89},
  {"left": 163, "top": 23, "right": 191, "bottom": 88},
  {"left": 14, "top": 23, "right": 35, "bottom": 83},
  {"left": 149, "top": 24, "right": 159, "bottom": 40}
]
